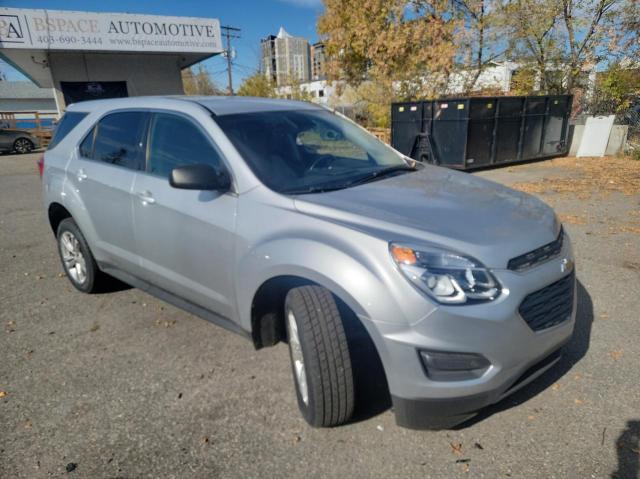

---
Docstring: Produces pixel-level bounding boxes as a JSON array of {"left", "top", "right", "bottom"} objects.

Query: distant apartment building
[
  {"left": 310, "top": 42, "right": 326, "bottom": 81},
  {"left": 261, "top": 27, "right": 310, "bottom": 86}
]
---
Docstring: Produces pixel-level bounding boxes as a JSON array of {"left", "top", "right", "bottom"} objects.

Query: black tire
[
  {"left": 13, "top": 137, "right": 34, "bottom": 154},
  {"left": 56, "top": 218, "right": 104, "bottom": 293},
  {"left": 284, "top": 285, "right": 355, "bottom": 427}
]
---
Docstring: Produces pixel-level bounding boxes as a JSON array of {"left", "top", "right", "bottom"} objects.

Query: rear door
[
  {"left": 68, "top": 111, "right": 149, "bottom": 272},
  {"left": 132, "top": 112, "right": 238, "bottom": 319}
]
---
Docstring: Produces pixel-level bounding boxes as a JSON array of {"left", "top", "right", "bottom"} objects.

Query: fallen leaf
[
  {"left": 552, "top": 383, "right": 561, "bottom": 391},
  {"left": 527, "top": 415, "right": 535, "bottom": 421},
  {"left": 610, "top": 350, "right": 623, "bottom": 361},
  {"left": 0, "top": 391, "right": 7, "bottom": 398},
  {"left": 450, "top": 442, "right": 463, "bottom": 456},
  {"left": 574, "top": 399, "right": 584, "bottom": 405}
]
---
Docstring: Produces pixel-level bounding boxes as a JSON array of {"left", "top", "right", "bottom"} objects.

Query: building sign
[{"left": 0, "top": 8, "right": 222, "bottom": 54}]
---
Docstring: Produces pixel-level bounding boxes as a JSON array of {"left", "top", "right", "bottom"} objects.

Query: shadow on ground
[
  {"left": 613, "top": 420, "right": 640, "bottom": 479},
  {"left": 458, "top": 279, "right": 594, "bottom": 428},
  {"left": 337, "top": 298, "right": 392, "bottom": 424},
  {"left": 94, "top": 274, "right": 132, "bottom": 294}
]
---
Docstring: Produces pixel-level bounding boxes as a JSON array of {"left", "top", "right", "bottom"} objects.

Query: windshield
[{"left": 214, "top": 109, "right": 413, "bottom": 194}]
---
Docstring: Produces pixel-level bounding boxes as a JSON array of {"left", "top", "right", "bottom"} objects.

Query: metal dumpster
[{"left": 391, "top": 95, "right": 572, "bottom": 170}]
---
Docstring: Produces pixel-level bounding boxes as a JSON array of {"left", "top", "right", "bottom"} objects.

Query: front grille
[
  {"left": 519, "top": 271, "right": 575, "bottom": 331},
  {"left": 508, "top": 228, "right": 564, "bottom": 271}
]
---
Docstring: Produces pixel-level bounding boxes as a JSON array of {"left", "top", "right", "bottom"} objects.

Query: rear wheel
[
  {"left": 13, "top": 138, "right": 34, "bottom": 154},
  {"left": 57, "top": 218, "right": 104, "bottom": 293},
  {"left": 285, "top": 285, "right": 355, "bottom": 427}
]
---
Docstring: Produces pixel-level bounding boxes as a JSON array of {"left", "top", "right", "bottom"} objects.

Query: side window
[
  {"left": 79, "top": 126, "right": 95, "bottom": 158},
  {"left": 48, "top": 112, "right": 88, "bottom": 150},
  {"left": 92, "top": 112, "right": 148, "bottom": 170},
  {"left": 147, "top": 113, "right": 224, "bottom": 178}
]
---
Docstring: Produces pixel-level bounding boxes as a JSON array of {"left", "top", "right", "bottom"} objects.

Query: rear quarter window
[{"left": 48, "top": 112, "right": 88, "bottom": 150}]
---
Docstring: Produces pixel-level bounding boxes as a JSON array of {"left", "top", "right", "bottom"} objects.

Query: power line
[
  {"left": 221, "top": 25, "right": 241, "bottom": 95},
  {"left": 233, "top": 62, "right": 260, "bottom": 75}
]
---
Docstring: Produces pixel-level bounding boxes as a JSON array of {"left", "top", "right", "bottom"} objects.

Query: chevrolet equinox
[{"left": 42, "top": 96, "right": 576, "bottom": 429}]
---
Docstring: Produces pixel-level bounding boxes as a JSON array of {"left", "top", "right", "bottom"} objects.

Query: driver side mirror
[{"left": 169, "top": 164, "right": 231, "bottom": 192}]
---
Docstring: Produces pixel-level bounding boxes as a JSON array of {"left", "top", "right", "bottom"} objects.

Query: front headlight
[{"left": 390, "top": 243, "right": 501, "bottom": 304}]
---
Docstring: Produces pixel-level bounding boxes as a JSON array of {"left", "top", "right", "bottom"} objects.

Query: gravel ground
[{"left": 1, "top": 152, "right": 639, "bottom": 479}]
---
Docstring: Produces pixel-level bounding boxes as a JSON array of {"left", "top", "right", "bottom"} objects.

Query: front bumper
[
  {"left": 362, "top": 243, "right": 577, "bottom": 429},
  {"left": 393, "top": 343, "right": 567, "bottom": 429}
]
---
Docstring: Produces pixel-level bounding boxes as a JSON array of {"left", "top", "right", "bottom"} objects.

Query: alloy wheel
[
  {"left": 59, "top": 231, "right": 87, "bottom": 285},
  {"left": 14, "top": 138, "right": 33, "bottom": 154},
  {"left": 287, "top": 310, "right": 309, "bottom": 405}
]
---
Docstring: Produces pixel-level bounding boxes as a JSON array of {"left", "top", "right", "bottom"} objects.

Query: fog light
[{"left": 419, "top": 350, "right": 490, "bottom": 381}]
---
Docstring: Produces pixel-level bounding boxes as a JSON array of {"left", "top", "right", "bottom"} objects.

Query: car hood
[{"left": 293, "top": 165, "right": 560, "bottom": 269}]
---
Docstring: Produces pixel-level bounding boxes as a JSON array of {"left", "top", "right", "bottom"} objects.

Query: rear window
[{"left": 48, "top": 112, "right": 88, "bottom": 150}]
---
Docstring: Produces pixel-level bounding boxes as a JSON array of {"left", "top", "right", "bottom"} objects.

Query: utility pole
[{"left": 221, "top": 25, "right": 241, "bottom": 95}]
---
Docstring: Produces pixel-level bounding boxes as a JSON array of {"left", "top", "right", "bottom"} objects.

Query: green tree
[
  {"left": 590, "top": 62, "right": 640, "bottom": 114},
  {"left": 237, "top": 73, "right": 277, "bottom": 98}
]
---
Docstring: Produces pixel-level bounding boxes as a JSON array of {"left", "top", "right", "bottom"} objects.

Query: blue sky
[{"left": 0, "top": 0, "right": 324, "bottom": 87}]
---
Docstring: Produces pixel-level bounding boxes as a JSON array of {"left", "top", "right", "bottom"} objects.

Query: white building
[{"left": 0, "top": 7, "right": 224, "bottom": 115}]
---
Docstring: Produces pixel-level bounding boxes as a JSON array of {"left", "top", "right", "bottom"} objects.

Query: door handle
[
  {"left": 136, "top": 190, "right": 156, "bottom": 205},
  {"left": 77, "top": 169, "right": 87, "bottom": 181}
]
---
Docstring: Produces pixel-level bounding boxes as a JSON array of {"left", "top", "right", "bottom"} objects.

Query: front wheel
[
  {"left": 285, "top": 285, "right": 355, "bottom": 427},
  {"left": 13, "top": 138, "right": 34, "bottom": 154}
]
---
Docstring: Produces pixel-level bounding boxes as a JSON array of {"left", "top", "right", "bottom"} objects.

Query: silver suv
[{"left": 42, "top": 96, "right": 576, "bottom": 429}]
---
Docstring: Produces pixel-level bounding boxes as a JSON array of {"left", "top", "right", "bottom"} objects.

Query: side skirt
[{"left": 101, "top": 265, "right": 251, "bottom": 340}]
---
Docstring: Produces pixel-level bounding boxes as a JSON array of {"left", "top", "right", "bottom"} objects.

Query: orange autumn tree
[{"left": 318, "top": 0, "right": 458, "bottom": 100}]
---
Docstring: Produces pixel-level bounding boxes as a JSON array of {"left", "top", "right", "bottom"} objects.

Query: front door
[
  {"left": 132, "top": 112, "right": 238, "bottom": 319},
  {"left": 68, "top": 111, "right": 149, "bottom": 272}
]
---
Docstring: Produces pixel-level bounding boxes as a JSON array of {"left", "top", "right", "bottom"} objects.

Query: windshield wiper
[
  {"left": 285, "top": 184, "right": 353, "bottom": 195},
  {"left": 285, "top": 164, "right": 421, "bottom": 195},
  {"left": 343, "top": 164, "right": 419, "bottom": 188}
]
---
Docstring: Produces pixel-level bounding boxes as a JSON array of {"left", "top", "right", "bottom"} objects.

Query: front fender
[{"left": 235, "top": 237, "right": 428, "bottom": 333}]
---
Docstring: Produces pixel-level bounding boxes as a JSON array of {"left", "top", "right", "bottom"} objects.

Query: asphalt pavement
[{"left": 1, "top": 152, "right": 639, "bottom": 478}]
